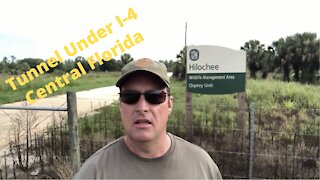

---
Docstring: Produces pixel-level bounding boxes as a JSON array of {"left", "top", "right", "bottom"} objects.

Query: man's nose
[{"left": 136, "top": 94, "right": 149, "bottom": 113}]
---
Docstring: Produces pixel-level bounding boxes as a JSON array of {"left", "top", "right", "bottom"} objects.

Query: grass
[
  {"left": 0, "top": 72, "right": 120, "bottom": 105},
  {"left": 76, "top": 77, "right": 320, "bottom": 137},
  {"left": 171, "top": 78, "right": 320, "bottom": 110},
  {"left": 246, "top": 79, "right": 320, "bottom": 110},
  {"left": 168, "top": 79, "right": 320, "bottom": 132}
]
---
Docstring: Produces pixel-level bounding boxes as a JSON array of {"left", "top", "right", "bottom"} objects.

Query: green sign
[{"left": 187, "top": 45, "right": 246, "bottom": 94}]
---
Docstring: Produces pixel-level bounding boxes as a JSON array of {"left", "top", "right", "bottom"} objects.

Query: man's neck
[{"left": 124, "top": 133, "right": 171, "bottom": 159}]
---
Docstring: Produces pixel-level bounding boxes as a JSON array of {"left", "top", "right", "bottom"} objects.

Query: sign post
[{"left": 184, "top": 23, "right": 193, "bottom": 141}]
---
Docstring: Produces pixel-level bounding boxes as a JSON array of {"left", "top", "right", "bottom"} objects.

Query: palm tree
[
  {"left": 172, "top": 47, "right": 186, "bottom": 80},
  {"left": 299, "top": 33, "right": 319, "bottom": 83},
  {"left": 273, "top": 38, "right": 291, "bottom": 82},
  {"left": 273, "top": 32, "right": 319, "bottom": 84},
  {"left": 286, "top": 35, "right": 302, "bottom": 82},
  {"left": 120, "top": 53, "right": 133, "bottom": 65},
  {"left": 260, "top": 46, "right": 276, "bottom": 79},
  {"left": 241, "top": 40, "right": 265, "bottom": 78}
]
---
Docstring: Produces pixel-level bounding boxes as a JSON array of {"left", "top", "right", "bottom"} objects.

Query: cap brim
[{"left": 116, "top": 70, "right": 169, "bottom": 88}]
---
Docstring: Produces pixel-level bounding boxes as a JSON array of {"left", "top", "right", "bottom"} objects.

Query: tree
[
  {"left": 8, "top": 56, "right": 17, "bottom": 74},
  {"left": 272, "top": 38, "right": 291, "bottom": 82},
  {"left": 172, "top": 47, "right": 186, "bottom": 80},
  {"left": 115, "top": 59, "right": 125, "bottom": 71},
  {"left": 54, "top": 62, "right": 67, "bottom": 72},
  {"left": 260, "top": 46, "right": 276, "bottom": 79},
  {"left": 160, "top": 60, "right": 175, "bottom": 72},
  {"left": 241, "top": 40, "right": 265, "bottom": 78},
  {"left": 99, "top": 58, "right": 117, "bottom": 71},
  {"left": 273, "top": 32, "right": 319, "bottom": 83},
  {"left": 16, "top": 62, "right": 31, "bottom": 74},
  {"left": 1, "top": 57, "right": 9, "bottom": 74},
  {"left": 75, "top": 56, "right": 91, "bottom": 72},
  {"left": 19, "top": 58, "right": 44, "bottom": 69},
  {"left": 120, "top": 53, "right": 133, "bottom": 65},
  {"left": 64, "top": 59, "right": 76, "bottom": 72},
  {"left": 0, "top": 59, "right": 2, "bottom": 72},
  {"left": 298, "top": 33, "right": 319, "bottom": 83}
]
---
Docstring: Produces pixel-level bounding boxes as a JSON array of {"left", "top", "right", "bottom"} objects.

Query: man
[{"left": 74, "top": 58, "right": 222, "bottom": 179}]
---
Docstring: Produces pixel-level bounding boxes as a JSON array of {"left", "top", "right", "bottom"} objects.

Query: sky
[{"left": 0, "top": 0, "right": 319, "bottom": 61}]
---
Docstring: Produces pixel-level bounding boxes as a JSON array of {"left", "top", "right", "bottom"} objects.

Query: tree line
[
  {"left": 1, "top": 32, "right": 319, "bottom": 84},
  {"left": 170, "top": 32, "right": 319, "bottom": 84},
  {"left": 241, "top": 32, "right": 319, "bottom": 84},
  {"left": 0, "top": 53, "right": 134, "bottom": 75}
]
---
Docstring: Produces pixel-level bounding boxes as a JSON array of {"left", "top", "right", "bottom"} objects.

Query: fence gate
[{"left": 0, "top": 91, "right": 80, "bottom": 178}]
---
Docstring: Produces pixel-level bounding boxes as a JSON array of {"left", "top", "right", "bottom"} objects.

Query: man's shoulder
[
  {"left": 170, "top": 133, "right": 222, "bottom": 178},
  {"left": 170, "top": 133, "right": 217, "bottom": 163},
  {"left": 74, "top": 137, "right": 124, "bottom": 179},
  {"left": 87, "top": 136, "right": 124, "bottom": 160},
  {"left": 171, "top": 134, "right": 209, "bottom": 155}
]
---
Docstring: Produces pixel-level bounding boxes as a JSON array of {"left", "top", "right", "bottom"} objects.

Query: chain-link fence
[{"left": 1, "top": 100, "right": 319, "bottom": 179}]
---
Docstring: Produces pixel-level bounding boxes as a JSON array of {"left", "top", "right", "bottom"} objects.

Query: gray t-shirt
[{"left": 74, "top": 133, "right": 222, "bottom": 179}]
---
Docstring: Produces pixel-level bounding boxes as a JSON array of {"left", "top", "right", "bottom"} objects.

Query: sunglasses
[{"left": 119, "top": 90, "right": 168, "bottom": 105}]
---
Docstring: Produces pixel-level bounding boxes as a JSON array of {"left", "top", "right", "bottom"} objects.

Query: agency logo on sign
[{"left": 189, "top": 49, "right": 199, "bottom": 61}]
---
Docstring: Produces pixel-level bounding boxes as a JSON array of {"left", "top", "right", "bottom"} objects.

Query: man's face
[{"left": 119, "top": 72, "right": 173, "bottom": 143}]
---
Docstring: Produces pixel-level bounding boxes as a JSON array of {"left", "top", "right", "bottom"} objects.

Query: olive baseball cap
[{"left": 116, "top": 58, "right": 170, "bottom": 88}]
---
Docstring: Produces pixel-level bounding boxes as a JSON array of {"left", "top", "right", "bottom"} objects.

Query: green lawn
[
  {"left": 77, "top": 77, "right": 320, "bottom": 138},
  {"left": 0, "top": 72, "right": 120, "bottom": 104}
]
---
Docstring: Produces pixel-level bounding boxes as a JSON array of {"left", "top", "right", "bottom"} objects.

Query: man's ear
[
  {"left": 118, "top": 88, "right": 122, "bottom": 110},
  {"left": 168, "top": 96, "right": 173, "bottom": 114},
  {"left": 119, "top": 97, "right": 123, "bottom": 112},
  {"left": 119, "top": 101, "right": 122, "bottom": 111}
]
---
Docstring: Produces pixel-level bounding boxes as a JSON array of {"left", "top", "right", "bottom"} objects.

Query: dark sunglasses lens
[
  {"left": 120, "top": 92, "right": 140, "bottom": 104},
  {"left": 120, "top": 90, "right": 167, "bottom": 104},
  {"left": 145, "top": 91, "right": 167, "bottom": 104}
]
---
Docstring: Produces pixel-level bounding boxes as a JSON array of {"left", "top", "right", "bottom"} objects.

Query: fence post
[
  {"left": 67, "top": 91, "right": 81, "bottom": 173},
  {"left": 185, "top": 92, "right": 193, "bottom": 141},
  {"left": 236, "top": 92, "right": 247, "bottom": 151},
  {"left": 248, "top": 103, "right": 255, "bottom": 179},
  {"left": 4, "top": 151, "right": 7, "bottom": 179}
]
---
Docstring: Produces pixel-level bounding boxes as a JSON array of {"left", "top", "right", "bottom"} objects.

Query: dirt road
[{"left": 0, "top": 86, "right": 119, "bottom": 160}]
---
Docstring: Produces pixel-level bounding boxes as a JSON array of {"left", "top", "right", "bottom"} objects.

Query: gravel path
[{"left": 0, "top": 85, "right": 119, "bottom": 162}]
